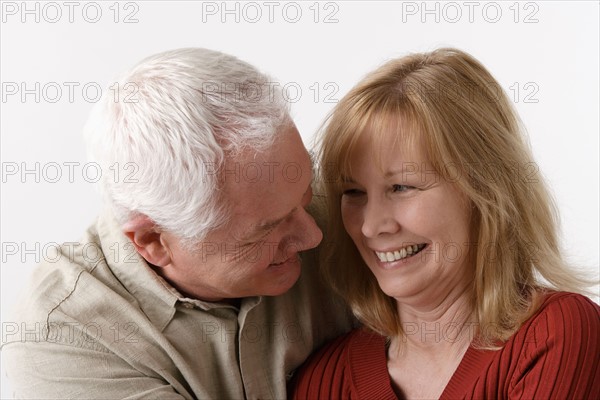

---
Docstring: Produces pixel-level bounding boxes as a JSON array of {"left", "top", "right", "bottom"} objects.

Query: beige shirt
[{"left": 1, "top": 212, "right": 354, "bottom": 399}]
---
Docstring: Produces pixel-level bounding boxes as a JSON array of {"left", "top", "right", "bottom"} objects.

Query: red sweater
[{"left": 292, "top": 292, "right": 600, "bottom": 399}]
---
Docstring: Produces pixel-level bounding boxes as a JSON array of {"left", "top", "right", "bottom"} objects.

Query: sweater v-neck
[
  {"left": 293, "top": 292, "right": 599, "bottom": 400},
  {"left": 439, "top": 345, "right": 496, "bottom": 399},
  {"left": 348, "top": 329, "right": 496, "bottom": 400}
]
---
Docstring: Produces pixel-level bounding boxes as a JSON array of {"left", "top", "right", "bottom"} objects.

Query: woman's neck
[
  {"left": 394, "top": 282, "right": 475, "bottom": 354},
  {"left": 387, "top": 284, "right": 475, "bottom": 399}
]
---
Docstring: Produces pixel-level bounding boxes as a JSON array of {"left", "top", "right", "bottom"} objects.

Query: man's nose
[{"left": 290, "top": 207, "right": 323, "bottom": 253}]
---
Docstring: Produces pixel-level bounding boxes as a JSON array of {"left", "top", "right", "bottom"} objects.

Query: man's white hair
[{"left": 84, "top": 48, "right": 291, "bottom": 243}]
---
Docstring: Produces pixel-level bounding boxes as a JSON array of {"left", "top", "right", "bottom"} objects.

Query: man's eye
[
  {"left": 238, "top": 239, "right": 259, "bottom": 248},
  {"left": 392, "top": 184, "right": 414, "bottom": 192}
]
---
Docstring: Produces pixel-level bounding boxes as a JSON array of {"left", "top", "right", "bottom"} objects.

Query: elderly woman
[{"left": 292, "top": 48, "right": 599, "bottom": 399}]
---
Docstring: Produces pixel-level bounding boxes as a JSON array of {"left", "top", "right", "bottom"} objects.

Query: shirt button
[{"left": 181, "top": 302, "right": 194, "bottom": 309}]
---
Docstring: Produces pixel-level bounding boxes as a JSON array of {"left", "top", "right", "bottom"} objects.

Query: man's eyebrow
[
  {"left": 239, "top": 209, "right": 293, "bottom": 242},
  {"left": 241, "top": 184, "right": 311, "bottom": 241},
  {"left": 257, "top": 212, "right": 292, "bottom": 233}
]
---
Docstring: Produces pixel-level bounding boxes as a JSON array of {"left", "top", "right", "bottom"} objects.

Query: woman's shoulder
[
  {"left": 513, "top": 290, "right": 600, "bottom": 353},
  {"left": 290, "top": 328, "right": 389, "bottom": 399},
  {"left": 485, "top": 292, "right": 600, "bottom": 398},
  {"left": 296, "top": 327, "right": 385, "bottom": 374},
  {"left": 532, "top": 291, "right": 599, "bottom": 326}
]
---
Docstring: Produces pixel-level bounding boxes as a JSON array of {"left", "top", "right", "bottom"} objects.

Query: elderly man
[{"left": 1, "top": 48, "right": 353, "bottom": 399}]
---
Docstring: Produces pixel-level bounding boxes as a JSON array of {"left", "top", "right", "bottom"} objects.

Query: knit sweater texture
[{"left": 292, "top": 292, "right": 600, "bottom": 399}]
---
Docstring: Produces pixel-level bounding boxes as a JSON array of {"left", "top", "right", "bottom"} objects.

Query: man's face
[{"left": 161, "top": 125, "right": 323, "bottom": 301}]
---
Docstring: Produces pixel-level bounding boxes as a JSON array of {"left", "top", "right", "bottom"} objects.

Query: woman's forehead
[{"left": 344, "top": 115, "right": 427, "bottom": 168}]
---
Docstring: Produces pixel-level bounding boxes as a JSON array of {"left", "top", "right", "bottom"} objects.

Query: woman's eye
[
  {"left": 342, "top": 188, "right": 364, "bottom": 197},
  {"left": 392, "top": 184, "right": 414, "bottom": 192}
]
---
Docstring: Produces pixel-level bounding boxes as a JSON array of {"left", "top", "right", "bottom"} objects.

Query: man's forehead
[
  {"left": 221, "top": 156, "right": 312, "bottom": 192},
  {"left": 222, "top": 135, "right": 312, "bottom": 188},
  {"left": 218, "top": 126, "right": 312, "bottom": 233}
]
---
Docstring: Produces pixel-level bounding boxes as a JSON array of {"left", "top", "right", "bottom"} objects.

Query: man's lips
[{"left": 269, "top": 254, "right": 299, "bottom": 267}]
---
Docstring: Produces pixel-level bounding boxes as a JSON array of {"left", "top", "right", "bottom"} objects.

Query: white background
[{"left": 1, "top": 1, "right": 598, "bottom": 397}]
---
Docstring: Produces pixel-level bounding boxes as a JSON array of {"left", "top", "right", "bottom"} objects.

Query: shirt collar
[
  {"left": 94, "top": 211, "right": 262, "bottom": 329},
  {"left": 94, "top": 211, "right": 178, "bottom": 331}
]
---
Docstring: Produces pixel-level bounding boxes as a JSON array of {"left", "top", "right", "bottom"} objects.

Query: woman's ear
[{"left": 122, "top": 215, "right": 172, "bottom": 267}]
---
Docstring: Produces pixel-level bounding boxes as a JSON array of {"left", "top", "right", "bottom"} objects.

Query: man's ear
[{"left": 122, "top": 215, "right": 172, "bottom": 267}]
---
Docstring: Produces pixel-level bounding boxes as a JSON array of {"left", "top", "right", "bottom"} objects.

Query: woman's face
[{"left": 340, "top": 129, "right": 474, "bottom": 307}]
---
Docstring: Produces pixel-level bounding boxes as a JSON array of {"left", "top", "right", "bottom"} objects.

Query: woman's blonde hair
[{"left": 317, "top": 48, "right": 593, "bottom": 347}]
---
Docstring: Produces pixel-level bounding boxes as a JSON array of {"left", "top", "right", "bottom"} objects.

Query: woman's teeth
[{"left": 375, "top": 244, "right": 425, "bottom": 262}]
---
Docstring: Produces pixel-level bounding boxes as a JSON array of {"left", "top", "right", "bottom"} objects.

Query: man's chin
[{"left": 263, "top": 257, "right": 302, "bottom": 295}]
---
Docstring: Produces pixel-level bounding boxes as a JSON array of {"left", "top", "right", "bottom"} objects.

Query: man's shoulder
[
  {"left": 2, "top": 221, "right": 144, "bottom": 348},
  {"left": 10, "top": 229, "right": 102, "bottom": 316}
]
